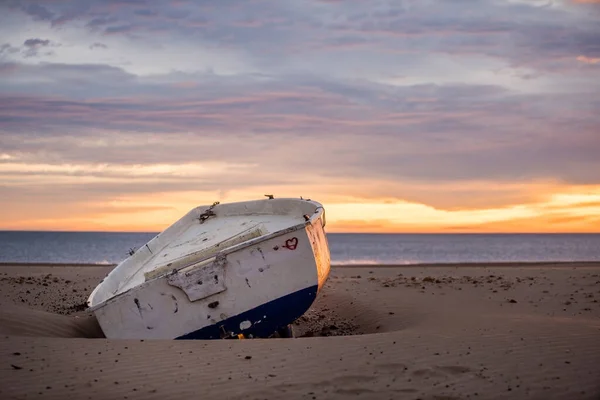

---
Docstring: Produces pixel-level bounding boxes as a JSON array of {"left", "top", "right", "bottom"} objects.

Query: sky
[{"left": 0, "top": 0, "right": 599, "bottom": 233}]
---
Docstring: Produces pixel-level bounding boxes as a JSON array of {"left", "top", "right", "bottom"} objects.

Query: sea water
[{"left": 1, "top": 231, "right": 599, "bottom": 265}]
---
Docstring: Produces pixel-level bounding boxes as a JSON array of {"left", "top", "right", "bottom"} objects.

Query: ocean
[{"left": 1, "top": 231, "right": 599, "bottom": 265}]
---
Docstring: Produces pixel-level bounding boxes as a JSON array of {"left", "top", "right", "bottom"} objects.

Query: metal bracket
[{"left": 198, "top": 201, "right": 220, "bottom": 224}]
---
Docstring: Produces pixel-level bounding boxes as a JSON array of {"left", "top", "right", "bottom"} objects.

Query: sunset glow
[{"left": 1, "top": 0, "right": 599, "bottom": 233}]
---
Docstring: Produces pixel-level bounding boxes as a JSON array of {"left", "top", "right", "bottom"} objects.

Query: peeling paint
[{"left": 239, "top": 320, "right": 252, "bottom": 330}]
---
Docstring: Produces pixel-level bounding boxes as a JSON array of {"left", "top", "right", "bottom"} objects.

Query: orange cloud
[
  {"left": 1, "top": 154, "right": 599, "bottom": 234},
  {"left": 576, "top": 55, "right": 600, "bottom": 64},
  {"left": 2, "top": 181, "right": 599, "bottom": 233}
]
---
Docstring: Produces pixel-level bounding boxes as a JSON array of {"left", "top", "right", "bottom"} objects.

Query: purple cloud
[
  {"left": 133, "top": 8, "right": 157, "bottom": 17},
  {"left": 0, "top": 0, "right": 599, "bottom": 205},
  {"left": 20, "top": 38, "right": 57, "bottom": 58},
  {"left": 21, "top": 3, "right": 54, "bottom": 22},
  {"left": 8, "top": 0, "right": 595, "bottom": 74},
  {"left": 104, "top": 24, "right": 135, "bottom": 34},
  {"left": 0, "top": 44, "right": 20, "bottom": 58},
  {"left": 23, "top": 38, "right": 51, "bottom": 48},
  {"left": 86, "top": 16, "right": 119, "bottom": 29},
  {"left": 0, "top": 60, "right": 598, "bottom": 187}
]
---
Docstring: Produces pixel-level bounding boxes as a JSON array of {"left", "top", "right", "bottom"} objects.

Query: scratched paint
[
  {"left": 171, "top": 294, "right": 178, "bottom": 313},
  {"left": 133, "top": 298, "right": 142, "bottom": 317}
]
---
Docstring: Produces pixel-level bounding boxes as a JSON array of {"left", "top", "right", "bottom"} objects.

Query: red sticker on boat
[{"left": 284, "top": 237, "right": 298, "bottom": 250}]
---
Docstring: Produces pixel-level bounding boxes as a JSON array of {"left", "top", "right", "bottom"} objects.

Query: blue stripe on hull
[{"left": 175, "top": 285, "right": 318, "bottom": 340}]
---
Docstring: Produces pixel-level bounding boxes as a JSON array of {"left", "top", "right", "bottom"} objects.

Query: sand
[{"left": 1, "top": 262, "right": 599, "bottom": 400}]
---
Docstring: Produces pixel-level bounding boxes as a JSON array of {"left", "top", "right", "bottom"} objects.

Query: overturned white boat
[{"left": 87, "top": 197, "right": 331, "bottom": 340}]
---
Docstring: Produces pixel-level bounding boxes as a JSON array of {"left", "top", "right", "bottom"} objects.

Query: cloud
[
  {"left": 89, "top": 42, "right": 108, "bottom": 50},
  {"left": 0, "top": 60, "right": 598, "bottom": 190},
  {"left": 104, "top": 24, "right": 135, "bottom": 34},
  {"left": 0, "top": 62, "right": 136, "bottom": 93},
  {"left": 21, "top": 3, "right": 54, "bottom": 22},
  {"left": 23, "top": 38, "right": 51, "bottom": 48},
  {"left": 5, "top": 0, "right": 599, "bottom": 76},
  {"left": 577, "top": 55, "right": 600, "bottom": 64},
  {"left": 0, "top": 44, "right": 20, "bottom": 58},
  {"left": 0, "top": 0, "right": 599, "bottom": 232},
  {"left": 314, "top": 2, "right": 600, "bottom": 72},
  {"left": 133, "top": 9, "right": 158, "bottom": 17},
  {"left": 0, "top": 38, "right": 57, "bottom": 58},
  {"left": 86, "top": 17, "right": 119, "bottom": 29}
]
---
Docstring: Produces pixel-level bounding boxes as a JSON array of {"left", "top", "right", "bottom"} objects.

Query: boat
[{"left": 86, "top": 197, "right": 331, "bottom": 340}]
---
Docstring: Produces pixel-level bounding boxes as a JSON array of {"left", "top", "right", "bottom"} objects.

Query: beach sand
[{"left": 1, "top": 262, "right": 599, "bottom": 399}]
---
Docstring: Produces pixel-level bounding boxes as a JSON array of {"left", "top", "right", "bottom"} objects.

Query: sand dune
[
  {"left": 0, "top": 306, "right": 104, "bottom": 338},
  {"left": 1, "top": 263, "right": 599, "bottom": 399}
]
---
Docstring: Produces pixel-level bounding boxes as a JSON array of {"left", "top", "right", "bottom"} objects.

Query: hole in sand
[{"left": 290, "top": 289, "right": 424, "bottom": 338}]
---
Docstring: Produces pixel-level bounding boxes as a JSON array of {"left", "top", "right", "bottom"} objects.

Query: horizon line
[{"left": 1, "top": 229, "right": 599, "bottom": 235}]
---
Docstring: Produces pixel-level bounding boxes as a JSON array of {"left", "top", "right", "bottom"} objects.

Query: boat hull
[
  {"left": 176, "top": 284, "right": 318, "bottom": 339},
  {"left": 87, "top": 198, "right": 330, "bottom": 340}
]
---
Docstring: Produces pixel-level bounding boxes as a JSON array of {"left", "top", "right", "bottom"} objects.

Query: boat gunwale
[{"left": 86, "top": 199, "right": 325, "bottom": 313}]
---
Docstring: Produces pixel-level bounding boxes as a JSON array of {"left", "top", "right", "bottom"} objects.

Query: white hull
[{"left": 87, "top": 198, "right": 331, "bottom": 340}]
